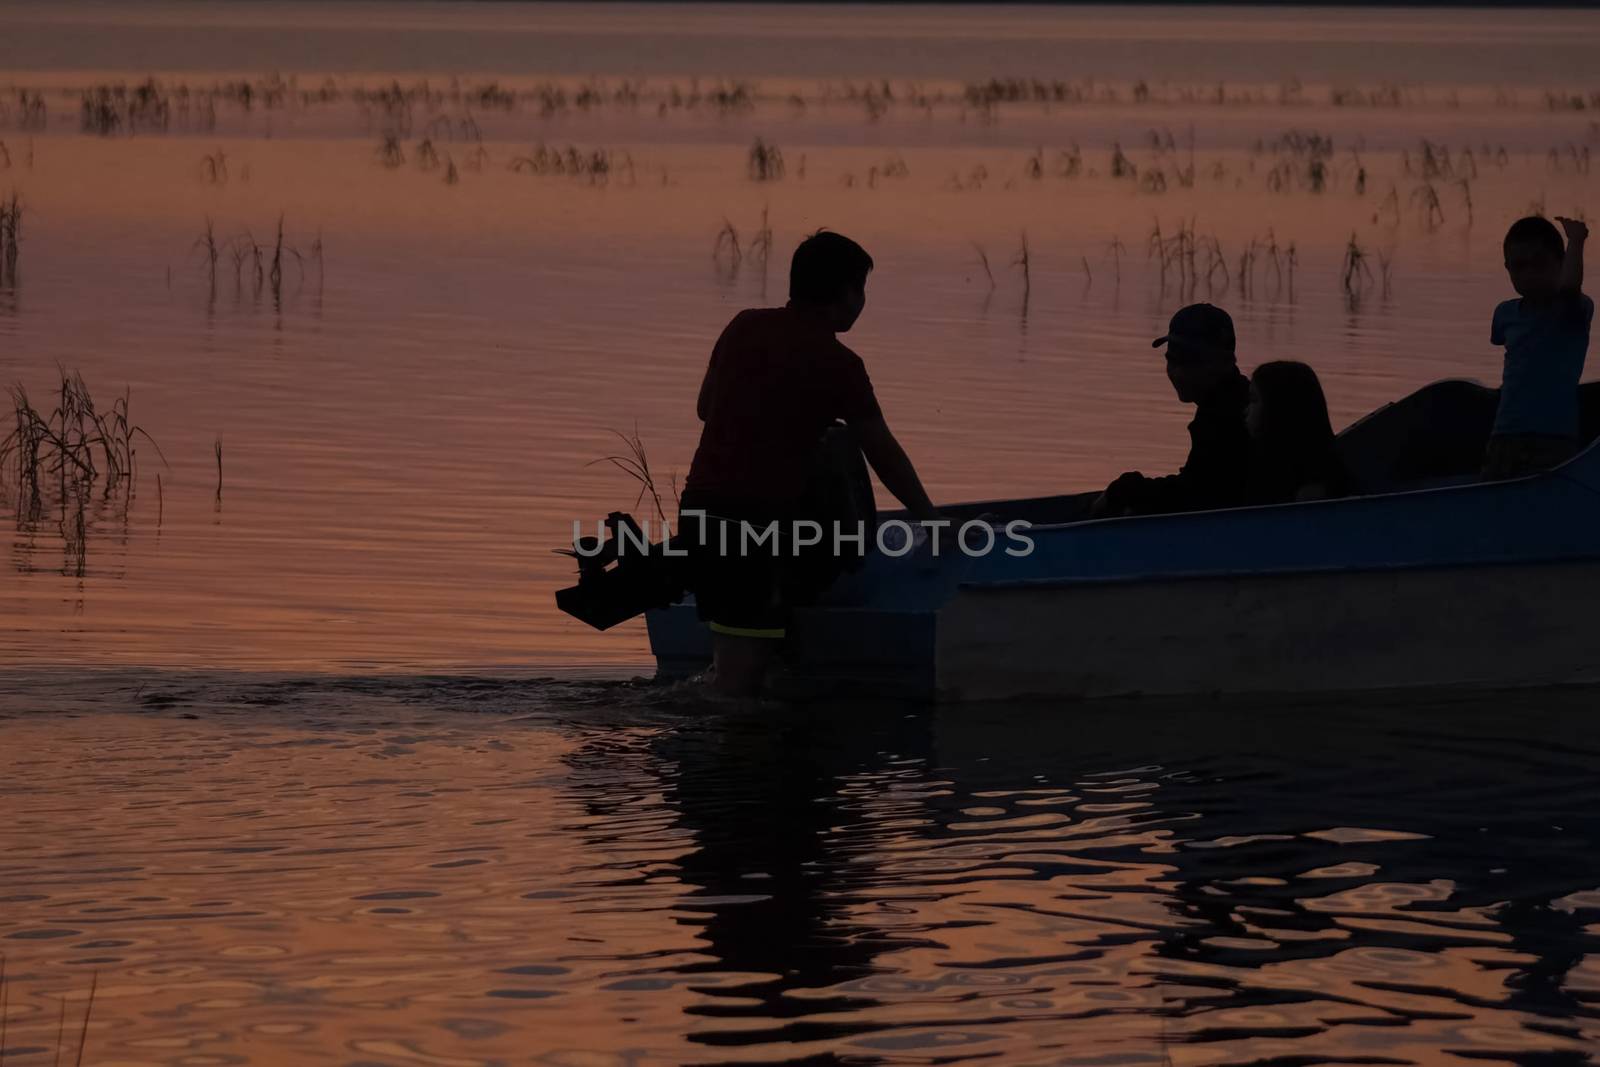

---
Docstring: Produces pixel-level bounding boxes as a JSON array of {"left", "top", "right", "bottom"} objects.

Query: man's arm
[
  {"left": 1111, "top": 406, "right": 1251, "bottom": 516},
  {"left": 1558, "top": 216, "right": 1588, "bottom": 295},
  {"left": 853, "top": 416, "right": 938, "bottom": 523}
]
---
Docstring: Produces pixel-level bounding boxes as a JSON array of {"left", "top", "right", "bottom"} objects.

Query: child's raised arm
[{"left": 1557, "top": 216, "right": 1588, "bottom": 295}]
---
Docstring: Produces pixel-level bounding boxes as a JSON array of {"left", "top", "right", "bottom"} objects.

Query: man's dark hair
[
  {"left": 1505, "top": 215, "right": 1564, "bottom": 259},
  {"left": 789, "top": 231, "right": 873, "bottom": 304}
]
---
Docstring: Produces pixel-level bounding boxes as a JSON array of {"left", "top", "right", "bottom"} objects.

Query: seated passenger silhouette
[
  {"left": 1094, "top": 303, "right": 1251, "bottom": 517},
  {"left": 1245, "top": 361, "right": 1353, "bottom": 503}
]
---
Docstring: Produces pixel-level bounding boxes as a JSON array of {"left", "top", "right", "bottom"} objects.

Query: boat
[{"left": 635, "top": 379, "right": 1600, "bottom": 701}]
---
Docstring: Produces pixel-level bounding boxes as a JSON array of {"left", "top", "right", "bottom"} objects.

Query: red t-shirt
[{"left": 685, "top": 305, "right": 882, "bottom": 510}]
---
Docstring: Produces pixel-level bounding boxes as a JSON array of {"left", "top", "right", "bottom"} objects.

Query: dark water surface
[{"left": 3, "top": 673, "right": 1598, "bottom": 1064}]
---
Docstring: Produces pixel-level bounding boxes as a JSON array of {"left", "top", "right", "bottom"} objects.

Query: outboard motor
[
  {"left": 555, "top": 511, "right": 688, "bottom": 631},
  {"left": 554, "top": 424, "right": 876, "bottom": 630}
]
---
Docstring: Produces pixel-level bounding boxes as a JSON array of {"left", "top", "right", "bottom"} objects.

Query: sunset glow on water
[{"left": 3, "top": 4, "right": 1600, "bottom": 1064}]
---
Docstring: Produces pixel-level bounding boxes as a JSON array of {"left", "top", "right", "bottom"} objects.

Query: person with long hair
[{"left": 1245, "top": 361, "right": 1354, "bottom": 503}]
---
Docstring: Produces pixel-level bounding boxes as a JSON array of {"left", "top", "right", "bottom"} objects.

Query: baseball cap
[{"left": 1152, "top": 303, "right": 1236, "bottom": 361}]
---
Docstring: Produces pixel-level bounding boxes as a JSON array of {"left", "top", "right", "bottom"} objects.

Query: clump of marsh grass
[
  {"left": 80, "top": 79, "right": 171, "bottom": 136},
  {"left": 1149, "top": 217, "right": 1201, "bottom": 297},
  {"left": 1024, "top": 147, "right": 1045, "bottom": 180},
  {"left": 508, "top": 143, "right": 614, "bottom": 184},
  {"left": 1081, "top": 236, "right": 1126, "bottom": 294},
  {"left": 73, "top": 972, "right": 98, "bottom": 1067},
  {"left": 1258, "top": 130, "right": 1335, "bottom": 194},
  {"left": 1109, "top": 142, "right": 1136, "bottom": 180},
  {"left": 866, "top": 155, "right": 909, "bottom": 188},
  {"left": 1237, "top": 238, "right": 1260, "bottom": 299},
  {"left": 1197, "top": 232, "right": 1230, "bottom": 296},
  {"left": 743, "top": 207, "right": 774, "bottom": 295},
  {"left": 1, "top": 371, "right": 167, "bottom": 520},
  {"left": 1378, "top": 248, "right": 1396, "bottom": 300},
  {"left": 712, "top": 219, "right": 742, "bottom": 280},
  {"left": 1236, "top": 229, "right": 1295, "bottom": 302},
  {"left": 194, "top": 216, "right": 220, "bottom": 292},
  {"left": 1, "top": 370, "right": 166, "bottom": 575},
  {"left": 971, "top": 242, "right": 996, "bottom": 291},
  {"left": 747, "top": 138, "right": 785, "bottom": 181},
  {"left": 1012, "top": 230, "right": 1031, "bottom": 315},
  {"left": 0, "top": 191, "right": 19, "bottom": 284},
  {"left": 415, "top": 137, "right": 441, "bottom": 171},
  {"left": 1411, "top": 183, "right": 1445, "bottom": 231},
  {"left": 196, "top": 216, "right": 313, "bottom": 302},
  {"left": 1546, "top": 142, "right": 1593, "bottom": 175},
  {"left": 423, "top": 113, "right": 483, "bottom": 143},
  {"left": 376, "top": 133, "right": 405, "bottom": 169},
  {"left": 3, "top": 964, "right": 99, "bottom": 1067},
  {"left": 747, "top": 207, "right": 773, "bottom": 268},
  {"left": 1342, "top": 232, "right": 1376, "bottom": 306},
  {"left": 16, "top": 90, "right": 47, "bottom": 131},
  {"left": 590, "top": 426, "right": 667, "bottom": 525},
  {"left": 199, "top": 150, "right": 228, "bottom": 185}
]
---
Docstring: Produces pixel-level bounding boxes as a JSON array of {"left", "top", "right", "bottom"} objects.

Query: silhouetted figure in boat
[
  {"left": 1093, "top": 303, "right": 1250, "bottom": 518},
  {"left": 1245, "top": 361, "right": 1354, "bottom": 504},
  {"left": 1484, "top": 214, "right": 1592, "bottom": 480},
  {"left": 681, "top": 230, "right": 939, "bottom": 698}
]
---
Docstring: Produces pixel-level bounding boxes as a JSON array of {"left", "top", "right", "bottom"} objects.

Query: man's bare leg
[{"left": 711, "top": 634, "right": 777, "bottom": 698}]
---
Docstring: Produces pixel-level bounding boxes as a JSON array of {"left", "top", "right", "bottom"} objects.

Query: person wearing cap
[{"left": 1094, "top": 303, "right": 1252, "bottom": 517}]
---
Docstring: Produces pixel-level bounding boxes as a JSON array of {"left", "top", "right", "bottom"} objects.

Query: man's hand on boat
[
  {"left": 855, "top": 416, "right": 939, "bottom": 524},
  {"left": 1090, "top": 472, "right": 1144, "bottom": 519}
]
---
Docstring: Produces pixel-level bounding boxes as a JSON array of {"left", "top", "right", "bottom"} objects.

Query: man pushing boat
[{"left": 679, "top": 231, "right": 940, "bottom": 697}]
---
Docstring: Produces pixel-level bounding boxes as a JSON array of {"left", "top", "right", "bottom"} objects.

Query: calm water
[
  {"left": 3, "top": 4, "right": 1600, "bottom": 1063},
  {"left": 3, "top": 675, "right": 1600, "bottom": 1064}
]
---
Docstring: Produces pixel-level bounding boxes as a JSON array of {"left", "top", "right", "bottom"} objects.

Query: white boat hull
[{"left": 937, "top": 561, "right": 1600, "bottom": 701}]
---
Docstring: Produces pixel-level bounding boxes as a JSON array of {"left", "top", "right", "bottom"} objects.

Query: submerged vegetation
[
  {"left": 0, "top": 191, "right": 19, "bottom": 284},
  {"left": 0, "top": 960, "right": 98, "bottom": 1067},
  {"left": 4, "top": 72, "right": 1595, "bottom": 147},
  {"left": 194, "top": 215, "right": 324, "bottom": 303},
  {"left": 507, "top": 142, "right": 633, "bottom": 185},
  {"left": 1, "top": 370, "right": 168, "bottom": 576},
  {"left": 747, "top": 138, "right": 785, "bottom": 182},
  {"left": 712, "top": 208, "right": 775, "bottom": 290},
  {"left": 1341, "top": 232, "right": 1378, "bottom": 307}
]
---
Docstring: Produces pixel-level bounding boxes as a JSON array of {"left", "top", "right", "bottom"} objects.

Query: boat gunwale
[
  {"left": 1006, "top": 453, "right": 1597, "bottom": 539},
  {"left": 956, "top": 548, "right": 1600, "bottom": 593}
]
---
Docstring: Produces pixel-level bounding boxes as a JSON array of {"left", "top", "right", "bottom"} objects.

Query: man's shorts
[
  {"left": 679, "top": 426, "right": 876, "bottom": 640},
  {"left": 677, "top": 500, "right": 851, "bottom": 640},
  {"left": 689, "top": 516, "right": 789, "bottom": 638}
]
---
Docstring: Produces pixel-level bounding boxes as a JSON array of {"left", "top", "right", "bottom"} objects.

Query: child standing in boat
[{"left": 1484, "top": 215, "right": 1592, "bottom": 479}]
